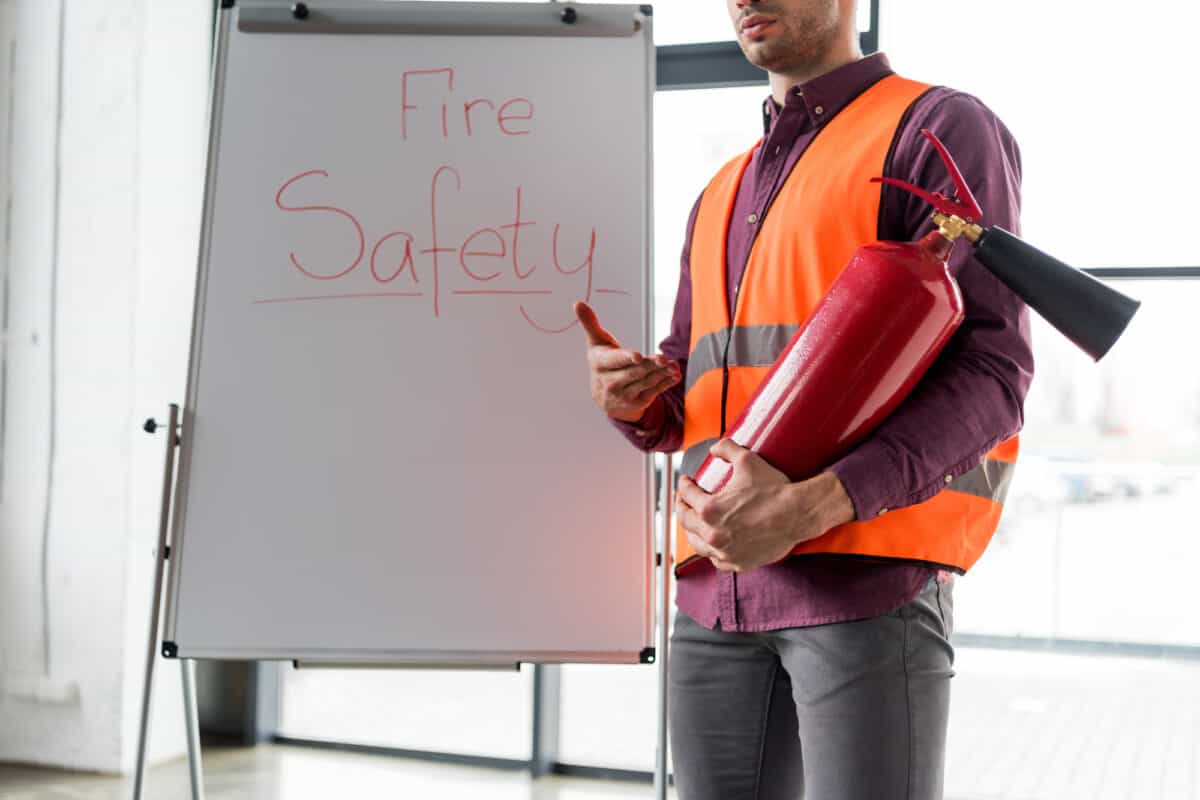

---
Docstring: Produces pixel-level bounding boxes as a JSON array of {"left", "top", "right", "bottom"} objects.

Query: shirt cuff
[
  {"left": 827, "top": 438, "right": 908, "bottom": 522},
  {"left": 608, "top": 395, "right": 666, "bottom": 450}
]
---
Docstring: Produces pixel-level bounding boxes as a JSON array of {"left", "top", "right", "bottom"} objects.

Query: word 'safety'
[{"left": 261, "top": 68, "right": 629, "bottom": 334}]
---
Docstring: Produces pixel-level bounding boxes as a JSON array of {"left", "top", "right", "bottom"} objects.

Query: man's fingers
[
  {"left": 650, "top": 353, "right": 679, "bottom": 369},
  {"left": 634, "top": 372, "right": 680, "bottom": 404},
  {"left": 676, "top": 499, "right": 703, "bottom": 536},
  {"left": 676, "top": 474, "right": 710, "bottom": 511},
  {"left": 591, "top": 347, "right": 651, "bottom": 372},
  {"left": 621, "top": 365, "right": 680, "bottom": 400},
  {"left": 687, "top": 530, "right": 729, "bottom": 563},
  {"left": 678, "top": 497, "right": 727, "bottom": 559},
  {"left": 678, "top": 477, "right": 733, "bottom": 560},
  {"left": 709, "top": 438, "right": 750, "bottom": 465},
  {"left": 574, "top": 302, "right": 620, "bottom": 348}
]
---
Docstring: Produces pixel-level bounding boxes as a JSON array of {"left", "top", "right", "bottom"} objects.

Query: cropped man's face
[{"left": 726, "top": 0, "right": 843, "bottom": 74}]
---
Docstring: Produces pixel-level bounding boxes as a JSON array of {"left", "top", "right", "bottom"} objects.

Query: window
[
  {"left": 652, "top": 85, "right": 766, "bottom": 343},
  {"left": 280, "top": 666, "right": 534, "bottom": 759},
  {"left": 880, "top": 0, "right": 1200, "bottom": 645},
  {"left": 960, "top": 281, "right": 1200, "bottom": 645},
  {"left": 881, "top": 6, "right": 1200, "bottom": 797},
  {"left": 559, "top": 663, "right": 661, "bottom": 770},
  {"left": 881, "top": 0, "right": 1200, "bottom": 268},
  {"left": 648, "top": 1, "right": 735, "bottom": 46}
]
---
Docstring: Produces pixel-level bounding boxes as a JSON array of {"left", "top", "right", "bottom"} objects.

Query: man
[{"left": 575, "top": 0, "right": 1032, "bottom": 797}]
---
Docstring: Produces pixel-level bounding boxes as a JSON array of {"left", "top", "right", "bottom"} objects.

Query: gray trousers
[{"left": 668, "top": 579, "right": 955, "bottom": 800}]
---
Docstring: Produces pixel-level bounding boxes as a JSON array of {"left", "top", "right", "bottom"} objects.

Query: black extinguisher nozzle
[{"left": 973, "top": 227, "right": 1141, "bottom": 362}]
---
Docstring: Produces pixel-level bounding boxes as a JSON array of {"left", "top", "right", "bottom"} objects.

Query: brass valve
[{"left": 933, "top": 212, "right": 983, "bottom": 244}]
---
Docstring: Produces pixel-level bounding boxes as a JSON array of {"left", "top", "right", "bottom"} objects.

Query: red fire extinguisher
[{"left": 691, "top": 130, "right": 1140, "bottom": 494}]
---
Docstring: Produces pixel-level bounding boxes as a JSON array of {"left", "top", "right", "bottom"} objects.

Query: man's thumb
[{"left": 574, "top": 302, "right": 620, "bottom": 348}]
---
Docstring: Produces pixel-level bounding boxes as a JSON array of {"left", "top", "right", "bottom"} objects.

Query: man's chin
[{"left": 742, "top": 45, "right": 783, "bottom": 73}]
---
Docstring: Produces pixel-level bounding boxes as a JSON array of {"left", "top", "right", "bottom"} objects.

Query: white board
[{"left": 164, "top": 1, "right": 656, "bottom": 665}]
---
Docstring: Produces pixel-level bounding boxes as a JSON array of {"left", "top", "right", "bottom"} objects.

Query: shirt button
[
  {"left": 945, "top": 474, "right": 954, "bottom": 484},
  {"left": 774, "top": 145, "right": 781, "bottom": 156},
  {"left": 877, "top": 508, "right": 889, "bottom": 516},
  {"left": 814, "top": 105, "right": 825, "bottom": 115},
  {"left": 747, "top": 213, "right": 759, "bottom": 224}
]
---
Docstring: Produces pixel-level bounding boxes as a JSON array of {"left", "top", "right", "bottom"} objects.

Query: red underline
[
  {"left": 252, "top": 292, "right": 424, "bottom": 305},
  {"left": 253, "top": 288, "right": 630, "bottom": 305},
  {"left": 451, "top": 290, "right": 553, "bottom": 296}
]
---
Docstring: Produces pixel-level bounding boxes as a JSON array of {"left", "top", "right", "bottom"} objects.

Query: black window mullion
[{"left": 1083, "top": 267, "right": 1200, "bottom": 280}]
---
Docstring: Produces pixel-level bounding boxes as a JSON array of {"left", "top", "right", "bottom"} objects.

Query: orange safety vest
[{"left": 678, "top": 73, "right": 1019, "bottom": 576}]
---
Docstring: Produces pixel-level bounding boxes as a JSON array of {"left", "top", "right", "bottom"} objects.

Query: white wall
[
  {"left": 121, "top": 0, "right": 213, "bottom": 770},
  {"left": 0, "top": 0, "right": 211, "bottom": 773}
]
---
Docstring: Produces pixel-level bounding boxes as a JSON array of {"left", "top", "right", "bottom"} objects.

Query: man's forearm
[{"left": 827, "top": 344, "right": 1027, "bottom": 520}]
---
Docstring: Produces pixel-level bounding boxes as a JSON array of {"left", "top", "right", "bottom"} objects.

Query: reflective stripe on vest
[{"left": 677, "top": 73, "right": 1019, "bottom": 576}]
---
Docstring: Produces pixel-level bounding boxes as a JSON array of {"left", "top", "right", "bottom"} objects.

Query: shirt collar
[{"left": 762, "top": 52, "right": 895, "bottom": 134}]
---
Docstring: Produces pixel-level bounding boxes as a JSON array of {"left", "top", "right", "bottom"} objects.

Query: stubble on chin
[{"left": 739, "top": 13, "right": 838, "bottom": 75}]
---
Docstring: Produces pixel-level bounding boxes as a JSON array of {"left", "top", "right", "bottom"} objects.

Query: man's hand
[
  {"left": 574, "top": 302, "right": 681, "bottom": 423},
  {"left": 676, "top": 439, "right": 856, "bottom": 572}
]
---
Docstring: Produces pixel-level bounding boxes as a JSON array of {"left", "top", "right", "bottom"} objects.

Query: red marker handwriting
[
  {"left": 274, "top": 170, "right": 365, "bottom": 280},
  {"left": 267, "top": 166, "right": 621, "bottom": 333},
  {"left": 370, "top": 231, "right": 418, "bottom": 284},
  {"left": 420, "top": 165, "right": 461, "bottom": 317},
  {"left": 500, "top": 187, "right": 536, "bottom": 280},
  {"left": 402, "top": 67, "right": 535, "bottom": 142},
  {"left": 519, "top": 224, "right": 599, "bottom": 335}
]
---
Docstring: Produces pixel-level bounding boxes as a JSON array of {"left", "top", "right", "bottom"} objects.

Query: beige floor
[
  {"left": 280, "top": 647, "right": 1200, "bottom": 800},
  {"left": 4, "top": 646, "right": 1199, "bottom": 800},
  {"left": 0, "top": 744, "right": 672, "bottom": 800}
]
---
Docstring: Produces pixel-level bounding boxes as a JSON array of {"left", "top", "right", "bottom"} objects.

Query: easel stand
[
  {"left": 130, "top": 403, "right": 673, "bottom": 799},
  {"left": 132, "top": 404, "right": 204, "bottom": 800},
  {"left": 654, "top": 455, "right": 675, "bottom": 800}
]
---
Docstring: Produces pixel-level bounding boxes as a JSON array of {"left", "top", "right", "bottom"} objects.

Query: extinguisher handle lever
[{"left": 871, "top": 129, "right": 984, "bottom": 223}]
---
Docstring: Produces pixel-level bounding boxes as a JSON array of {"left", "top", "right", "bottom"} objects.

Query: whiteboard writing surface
[{"left": 164, "top": 1, "right": 656, "bottom": 664}]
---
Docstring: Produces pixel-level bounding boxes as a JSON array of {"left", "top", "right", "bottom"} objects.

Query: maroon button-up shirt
[{"left": 616, "top": 53, "right": 1033, "bottom": 632}]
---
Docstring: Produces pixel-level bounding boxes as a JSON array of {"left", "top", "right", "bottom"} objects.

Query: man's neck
[{"left": 768, "top": 47, "right": 863, "bottom": 106}]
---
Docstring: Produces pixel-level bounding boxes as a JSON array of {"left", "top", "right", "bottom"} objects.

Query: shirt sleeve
[
  {"left": 607, "top": 194, "right": 700, "bottom": 453},
  {"left": 827, "top": 90, "right": 1035, "bottom": 520}
]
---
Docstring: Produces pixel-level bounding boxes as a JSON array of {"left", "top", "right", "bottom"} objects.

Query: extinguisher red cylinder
[{"left": 692, "top": 231, "right": 964, "bottom": 494}]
